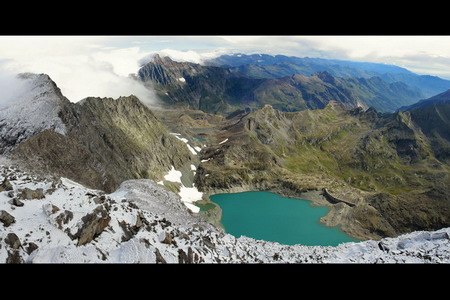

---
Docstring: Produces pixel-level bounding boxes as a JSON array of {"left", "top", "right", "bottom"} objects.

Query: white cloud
[
  {"left": 0, "top": 64, "right": 31, "bottom": 109},
  {"left": 138, "top": 48, "right": 232, "bottom": 66},
  {"left": 0, "top": 36, "right": 160, "bottom": 106},
  {"left": 3, "top": 35, "right": 450, "bottom": 104},
  {"left": 205, "top": 36, "right": 450, "bottom": 79}
]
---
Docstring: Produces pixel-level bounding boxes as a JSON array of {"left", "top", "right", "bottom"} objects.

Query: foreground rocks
[{"left": 1, "top": 164, "right": 449, "bottom": 264}]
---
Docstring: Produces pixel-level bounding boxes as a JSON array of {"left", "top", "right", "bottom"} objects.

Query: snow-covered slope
[
  {"left": 0, "top": 73, "right": 70, "bottom": 153},
  {"left": 1, "top": 162, "right": 449, "bottom": 263}
]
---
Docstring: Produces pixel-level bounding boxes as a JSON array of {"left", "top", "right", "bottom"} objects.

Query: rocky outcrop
[
  {"left": 72, "top": 205, "right": 111, "bottom": 246},
  {"left": 10, "top": 85, "right": 196, "bottom": 193}
]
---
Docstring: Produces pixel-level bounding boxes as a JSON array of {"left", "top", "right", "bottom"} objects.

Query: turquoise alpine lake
[{"left": 210, "top": 191, "right": 359, "bottom": 246}]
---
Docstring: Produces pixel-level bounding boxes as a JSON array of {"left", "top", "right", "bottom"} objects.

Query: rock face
[{"left": 61, "top": 96, "right": 195, "bottom": 192}]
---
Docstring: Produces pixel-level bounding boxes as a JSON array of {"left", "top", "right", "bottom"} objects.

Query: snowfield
[{"left": 1, "top": 163, "right": 450, "bottom": 263}]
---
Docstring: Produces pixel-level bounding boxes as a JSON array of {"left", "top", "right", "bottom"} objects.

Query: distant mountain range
[
  {"left": 399, "top": 89, "right": 450, "bottom": 111},
  {"left": 206, "top": 53, "right": 415, "bottom": 78},
  {"left": 206, "top": 53, "right": 450, "bottom": 99},
  {"left": 138, "top": 54, "right": 438, "bottom": 114}
]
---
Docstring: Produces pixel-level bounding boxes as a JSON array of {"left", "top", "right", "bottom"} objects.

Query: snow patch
[
  {"left": 175, "top": 136, "right": 189, "bottom": 143},
  {"left": 163, "top": 166, "right": 182, "bottom": 183},
  {"left": 186, "top": 144, "right": 197, "bottom": 155},
  {"left": 173, "top": 134, "right": 198, "bottom": 155},
  {"left": 179, "top": 185, "right": 202, "bottom": 213}
]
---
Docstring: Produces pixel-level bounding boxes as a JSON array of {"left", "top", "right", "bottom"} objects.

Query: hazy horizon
[{"left": 2, "top": 35, "right": 450, "bottom": 102}]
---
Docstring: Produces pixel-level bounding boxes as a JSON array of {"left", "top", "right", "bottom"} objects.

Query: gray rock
[
  {"left": 8, "top": 198, "right": 24, "bottom": 207},
  {"left": 378, "top": 241, "right": 390, "bottom": 252},
  {"left": 25, "top": 242, "right": 39, "bottom": 255},
  {"left": 0, "top": 210, "right": 15, "bottom": 227},
  {"left": 202, "top": 236, "right": 215, "bottom": 249}
]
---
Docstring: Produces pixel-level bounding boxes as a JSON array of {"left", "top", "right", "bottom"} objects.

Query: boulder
[
  {"left": 9, "top": 198, "right": 24, "bottom": 207},
  {"left": 0, "top": 210, "right": 16, "bottom": 227},
  {"left": 25, "top": 242, "right": 39, "bottom": 255},
  {"left": 74, "top": 205, "right": 111, "bottom": 246},
  {"left": 4, "top": 233, "right": 21, "bottom": 249},
  {"left": 160, "top": 231, "right": 173, "bottom": 245}
]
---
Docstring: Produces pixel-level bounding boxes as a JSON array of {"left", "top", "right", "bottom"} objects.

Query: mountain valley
[{"left": 1, "top": 52, "right": 450, "bottom": 263}]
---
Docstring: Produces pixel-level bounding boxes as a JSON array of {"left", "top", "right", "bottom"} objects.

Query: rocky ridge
[
  {"left": 139, "top": 55, "right": 424, "bottom": 114},
  {"left": 1, "top": 162, "right": 449, "bottom": 263},
  {"left": 2, "top": 73, "right": 196, "bottom": 193}
]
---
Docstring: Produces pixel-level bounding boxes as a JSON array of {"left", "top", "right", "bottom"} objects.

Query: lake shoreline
[
  {"left": 195, "top": 182, "right": 369, "bottom": 243},
  {"left": 207, "top": 190, "right": 359, "bottom": 246}
]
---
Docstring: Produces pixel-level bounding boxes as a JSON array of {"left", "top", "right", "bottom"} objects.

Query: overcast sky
[{"left": 1, "top": 35, "right": 450, "bottom": 102}]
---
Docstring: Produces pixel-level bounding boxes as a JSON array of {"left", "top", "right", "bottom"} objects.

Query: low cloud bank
[{"left": 0, "top": 66, "right": 32, "bottom": 109}]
